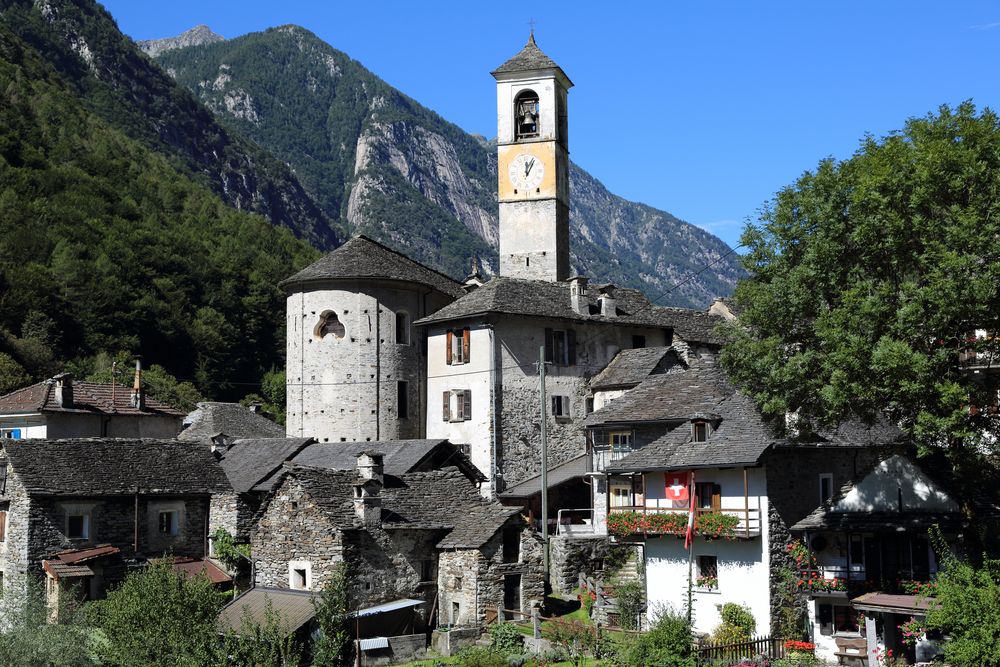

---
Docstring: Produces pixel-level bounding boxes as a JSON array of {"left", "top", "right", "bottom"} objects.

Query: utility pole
[{"left": 539, "top": 345, "right": 549, "bottom": 585}]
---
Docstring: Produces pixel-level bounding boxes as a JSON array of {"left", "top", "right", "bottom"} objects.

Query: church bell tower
[{"left": 492, "top": 34, "right": 573, "bottom": 282}]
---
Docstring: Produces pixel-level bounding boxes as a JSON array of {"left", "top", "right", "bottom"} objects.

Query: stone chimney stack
[
  {"left": 354, "top": 452, "right": 384, "bottom": 527},
  {"left": 130, "top": 358, "right": 145, "bottom": 411},
  {"left": 569, "top": 276, "right": 589, "bottom": 315},
  {"left": 53, "top": 373, "right": 73, "bottom": 409},
  {"left": 598, "top": 286, "right": 617, "bottom": 318}
]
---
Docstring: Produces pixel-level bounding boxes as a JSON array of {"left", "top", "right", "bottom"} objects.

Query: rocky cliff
[
  {"left": 156, "top": 26, "right": 744, "bottom": 307},
  {"left": 137, "top": 24, "right": 223, "bottom": 57}
]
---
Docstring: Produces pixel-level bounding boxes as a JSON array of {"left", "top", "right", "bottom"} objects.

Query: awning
[
  {"left": 359, "top": 637, "right": 389, "bottom": 651},
  {"left": 852, "top": 592, "right": 938, "bottom": 615},
  {"left": 43, "top": 560, "right": 95, "bottom": 580},
  {"left": 351, "top": 598, "right": 423, "bottom": 618}
]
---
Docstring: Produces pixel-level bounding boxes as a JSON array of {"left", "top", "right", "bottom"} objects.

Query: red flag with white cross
[{"left": 665, "top": 472, "right": 690, "bottom": 502}]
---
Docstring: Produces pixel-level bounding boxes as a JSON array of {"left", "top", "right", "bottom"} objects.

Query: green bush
[
  {"left": 615, "top": 606, "right": 695, "bottom": 667},
  {"left": 711, "top": 603, "right": 756, "bottom": 644},
  {"left": 488, "top": 622, "right": 523, "bottom": 655},
  {"left": 453, "top": 646, "right": 508, "bottom": 667},
  {"left": 614, "top": 579, "right": 645, "bottom": 631}
]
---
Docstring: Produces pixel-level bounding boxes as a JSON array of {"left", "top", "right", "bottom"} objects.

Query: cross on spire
[{"left": 528, "top": 18, "right": 536, "bottom": 39}]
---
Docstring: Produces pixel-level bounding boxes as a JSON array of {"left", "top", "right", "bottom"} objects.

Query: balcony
[
  {"left": 607, "top": 506, "right": 761, "bottom": 540},
  {"left": 958, "top": 334, "right": 999, "bottom": 371}
]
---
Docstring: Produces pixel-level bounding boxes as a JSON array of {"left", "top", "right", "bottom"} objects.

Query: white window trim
[
  {"left": 289, "top": 560, "right": 313, "bottom": 591},
  {"left": 67, "top": 513, "right": 90, "bottom": 541}
]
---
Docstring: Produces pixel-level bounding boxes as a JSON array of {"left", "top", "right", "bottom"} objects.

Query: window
[
  {"left": 609, "top": 431, "right": 632, "bottom": 460},
  {"left": 544, "top": 328, "right": 576, "bottom": 366},
  {"left": 551, "top": 395, "right": 570, "bottom": 418},
  {"left": 692, "top": 421, "right": 709, "bottom": 442},
  {"left": 849, "top": 535, "right": 865, "bottom": 566},
  {"left": 157, "top": 510, "right": 179, "bottom": 536},
  {"left": 695, "top": 482, "right": 721, "bottom": 510},
  {"left": 395, "top": 312, "right": 410, "bottom": 345},
  {"left": 502, "top": 527, "right": 520, "bottom": 563},
  {"left": 632, "top": 335, "right": 646, "bottom": 349},
  {"left": 397, "top": 381, "right": 408, "bottom": 420},
  {"left": 697, "top": 555, "right": 718, "bottom": 586},
  {"left": 452, "top": 601, "right": 461, "bottom": 625},
  {"left": 818, "top": 602, "right": 859, "bottom": 635},
  {"left": 0, "top": 510, "right": 5, "bottom": 542},
  {"left": 66, "top": 513, "right": 89, "bottom": 540},
  {"left": 443, "top": 390, "right": 472, "bottom": 422},
  {"left": 819, "top": 473, "right": 834, "bottom": 504},
  {"left": 289, "top": 561, "right": 311, "bottom": 590},
  {"left": 0, "top": 428, "right": 22, "bottom": 439},
  {"left": 609, "top": 477, "right": 633, "bottom": 508},
  {"left": 0, "top": 462, "right": 6, "bottom": 494},
  {"left": 314, "top": 311, "right": 345, "bottom": 340},
  {"left": 514, "top": 90, "right": 539, "bottom": 139},
  {"left": 446, "top": 328, "right": 470, "bottom": 365},
  {"left": 585, "top": 397, "right": 594, "bottom": 415},
  {"left": 421, "top": 559, "right": 434, "bottom": 582}
]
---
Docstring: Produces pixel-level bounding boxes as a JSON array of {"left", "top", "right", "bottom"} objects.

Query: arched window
[
  {"left": 314, "top": 311, "right": 346, "bottom": 340},
  {"left": 514, "top": 90, "right": 539, "bottom": 139}
]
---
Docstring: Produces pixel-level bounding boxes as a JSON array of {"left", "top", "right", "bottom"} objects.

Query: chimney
[
  {"left": 353, "top": 452, "right": 384, "bottom": 528},
  {"left": 130, "top": 358, "right": 144, "bottom": 411},
  {"left": 569, "top": 276, "right": 589, "bottom": 315},
  {"left": 598, "top": 286, "right": 617, "bottom": 318},
  {"left": 52, "top": 373, "right": 73, "bottom": 409},
  {"left": 463, "top": 256, "right": 485, "bottom": 291},
  {"left": 248, "top": 403, "right": 262, "bottom": 414}
]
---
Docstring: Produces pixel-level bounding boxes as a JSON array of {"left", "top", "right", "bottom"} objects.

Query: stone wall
[
  {"left": 0, "top": 465, "right": 30, "bottom": 602},
  {"left": 208, "top": 491, "right": 239, "bottom": 542},
  {"left": 478, "top": 519, "right": 545, "bottom": 620},
  {"left": 549, "top": 535, "right": 612, "bottom": 596},
  {"left": 438, "top": 549, "right": 480, "bottom": 626}
]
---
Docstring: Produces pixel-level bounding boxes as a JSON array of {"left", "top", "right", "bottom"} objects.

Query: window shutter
[
  {"left": 446, "top": 330, "right": 453, "bottom": 365},
  {"left": 544, "top": 328, "right": 554, "bottom": 363},
  {"left": 0, "top": 510, "right": 5, "bottom": 542},
  {"left": 550, "top": 396, "right": 558, "bottom": 416},
  {"left": 442, "top": 391, "right": 451, "bottom": 421},
  {"left": 462, "top": 328, "right": 471, "bottom": 364},
  {"left": 712, "top": 484, "right": 722, "bottom": 510},
  {"left": 567, "top": 329, "right": 577, "bottom": 365},
  {"left": 463, "top": 390, "right": 472, "bottom": 420}
]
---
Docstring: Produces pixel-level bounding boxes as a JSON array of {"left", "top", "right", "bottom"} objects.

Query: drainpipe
[
  {"left": 133, "top": 491, "right": 139, "bottom": 554},
  {"left": 489, "top": 324, "right": 498, "bottom": 495},
  {"left": 375, "top": 298, "right": 381, "bottom": 441}
]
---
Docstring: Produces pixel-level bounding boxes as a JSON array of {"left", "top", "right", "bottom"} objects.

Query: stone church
[{"left": 281, "top": 35, "right": 724, "bottom": 500}]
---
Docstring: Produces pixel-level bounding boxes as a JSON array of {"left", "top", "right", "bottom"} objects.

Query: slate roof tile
[
  {"left": 218, "top": 438, "right": 315, "bottom": 493},
  {"left": 492, "top": 34, "right": 569, "bottom": 82},
  {"left": 179, "top": 402, "right": 285, "bottom": 443},
  {"left": 590, "top": 347, "right": 677, "bottom": 390},
  {"left": 3, "top": 438, "right": 232, "bottom": 495},
  {"left": 279, "top": 235, "right": 465, "bottom": 299}
]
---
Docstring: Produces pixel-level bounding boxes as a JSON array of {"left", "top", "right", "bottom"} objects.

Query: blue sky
[{"left": 102, "top": 1, "right": 1000, "bottom": 250}]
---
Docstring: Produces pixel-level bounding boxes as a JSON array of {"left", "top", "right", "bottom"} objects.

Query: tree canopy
[{"left": 721, "top": 102, "right": 1000, "bottom": 453}]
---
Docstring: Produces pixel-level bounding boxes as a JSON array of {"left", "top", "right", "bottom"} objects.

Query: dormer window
[
  {"left": 692, "top": 421, "right": 709, "bottom": 442},
  {"left": 515, "top": 90, "right": 539, "bottom": 139}
]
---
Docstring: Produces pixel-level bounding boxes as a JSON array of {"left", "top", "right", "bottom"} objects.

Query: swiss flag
[{"left": 665, "top": 472, "right": 690, "bottom": 502}]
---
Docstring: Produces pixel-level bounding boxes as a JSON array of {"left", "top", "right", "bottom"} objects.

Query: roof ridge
[{"left": 350, "top": 235, "right": 463, "bottom": 288}]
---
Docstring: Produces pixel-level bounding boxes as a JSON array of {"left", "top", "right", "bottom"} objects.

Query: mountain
[
  {"left": 0, "top": 3, "right": 319, "bottom": 398},
  {"left": 137, "top": 24, "right": 223, "bottom": 57},
  {"left": 2, "top": 1, "right": 339, "bottom": 248},
  {"left": 154, "top": 26, "right": 744, "bottom": 307}
]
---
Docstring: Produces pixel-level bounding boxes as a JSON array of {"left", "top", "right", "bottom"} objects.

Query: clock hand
[{"left": 525, "top": 158, "right": 535, "bottom": 177}]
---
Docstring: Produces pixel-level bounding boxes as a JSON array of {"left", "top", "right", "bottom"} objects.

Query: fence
[{"left": 696, "top": 634, "right": 786, "bottom": 665}]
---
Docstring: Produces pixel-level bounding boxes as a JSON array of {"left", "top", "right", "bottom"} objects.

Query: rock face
[
  {"left": 137, "top": 24, "right": 224, "bottom": 58},
  {"left": 155, "top": 26, "right": 745, "bottom": 308}
]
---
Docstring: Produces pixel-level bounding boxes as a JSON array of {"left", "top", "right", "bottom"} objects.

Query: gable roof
[
  {"left": 791, "top": 455, "right": 964, "bottom": 532},
  {"left": 590, "top": 347, "right": 678, "bottom": 391},
  {"left": 218, "top": 437, "right": 315, "bottom": 493},
  {"left": 415, "top": 277, "right": 720, "bottom": 344},
  {"left": 179, "top": 402, "right": 285, "bottom": 443},
  {"left": 3, "top": 438, "right": 231, "bottom": 495},
  {"left": 0, "top": 380, "right": 184, "bottom": 417},
  {"left": 499, "top": 453, "right": 589, "bottom": 499},
  {"left": 279, "top": 235, "right": 465, "bottom": 299},
  {"left": 290, "top": 439, "right": 484, "bottom": 482},
  {"left": 492, "top": 34, "right": 571, "bottom": 83}
]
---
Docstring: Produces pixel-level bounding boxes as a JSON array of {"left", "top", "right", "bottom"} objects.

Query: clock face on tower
[{"left": 508, "top": 153, "right": 545, "bottom": 191}]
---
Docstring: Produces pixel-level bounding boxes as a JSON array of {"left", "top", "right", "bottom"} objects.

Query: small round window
[{"left": 315, "top": 311, "right": 346, "bottom": 340}]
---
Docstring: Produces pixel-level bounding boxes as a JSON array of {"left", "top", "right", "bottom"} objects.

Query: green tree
[
  {"left": 926, "top": 529, "right": 1000, "bottom": 667},
  {"left": 0, "top": 351, "right": 30, "bottom": 394},
  {"left": 722, "top": 102, "right": 1000, "bottom": 455},
  {"left": 311, "top": 564, "right": 351, "bottom": 667},
  {"left": 221, "top": 599, "right": 304, "bottom": 667},
  {"left": 90, "top": 561, "right": 228, "bottom": 667},
  {"left": 0, "top": 577, "right": 99, "bottom": 667}
]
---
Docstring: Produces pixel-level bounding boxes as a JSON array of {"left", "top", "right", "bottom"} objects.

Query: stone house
[
  {"left": 0, "top": 438, "right": 233, "bottom": 603},
  {"left": 583, "top": 355, "right": 890, "bottom": 634},
  {"left": 252, "top": 452, "right": 543, "bottom": 630},
  {"left": 0, "top": 374, "right": 183, "bottom": 440}
]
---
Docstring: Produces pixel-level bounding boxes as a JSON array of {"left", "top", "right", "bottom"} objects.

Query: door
[{"left": 503, "top": 574, "right": 521, "bottom": 620}]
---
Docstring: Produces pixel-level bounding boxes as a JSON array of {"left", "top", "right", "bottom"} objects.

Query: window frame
[
  {"left": 446, "top": 328, "right": 471, "bottom": 365},
  {"left": 544, "top": 328, "right": 576, "bottom": 366},
  {"left": 443, "top": 389, "right": 472, "bottom": 422},
  {"left": 157, "top": 509, "right": 180, "bottom": 536},
  {"left": 288, "top": 560, "right": 312, "bottom": 591},
  {"left": 609, "top": 476, "right": 633, "bottom": 509},
  {"left": 692, "top": 420, "right": 709, "bottom": 442},
  {"left": 551, "top": 395, "right": 571, "bottom": 419},
  {"left": 395, "top": 312, "right": 411, "bottom": 346},
  {"left": 66, "top": 513, "right": 90, "bottom": 541},
  {"left": 697, "top": 554, "right": 718, "bottom": 589},
  {"left": 819, "top": 473, "right": 834, "bottom": 504}
]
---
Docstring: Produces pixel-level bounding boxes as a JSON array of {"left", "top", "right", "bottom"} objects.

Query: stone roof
[
  {"left": 179, "top": 402, "right": 285, "bottom": 443},
  {"left": 279, "top": 235, "right": 465, "bottom": 299},
  {"left": 219, "top": 587, "right": 318, "bottom": 636},
  {"left": 3, "top": 438, "right": 232, "bottom": 496},
  {"left": 0, "top": 380, "right": 184, "bottom": 417},
  {"left": 286, "top": 464, "right": 516, "bottom": 549},
  {"left": 383, "top": 468, "right": 519, "bottom": 549},
  {"left": 415, "top": 277, "right": 722, "bottom": 344},
  {"left": 218, "top": 437, "right": 315, "bottom": 493},
  {"left": 290, "top": 439, "right": 485, "bottom": 483},
  {"left": 499, "top": 453, "right": 590, "bottom": 499},
  {"left": 492, "top": 34, "right": 570, "bottom": 83},
  {"left": 590, "top": 347, "right": 678, "bottom": 391}
]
